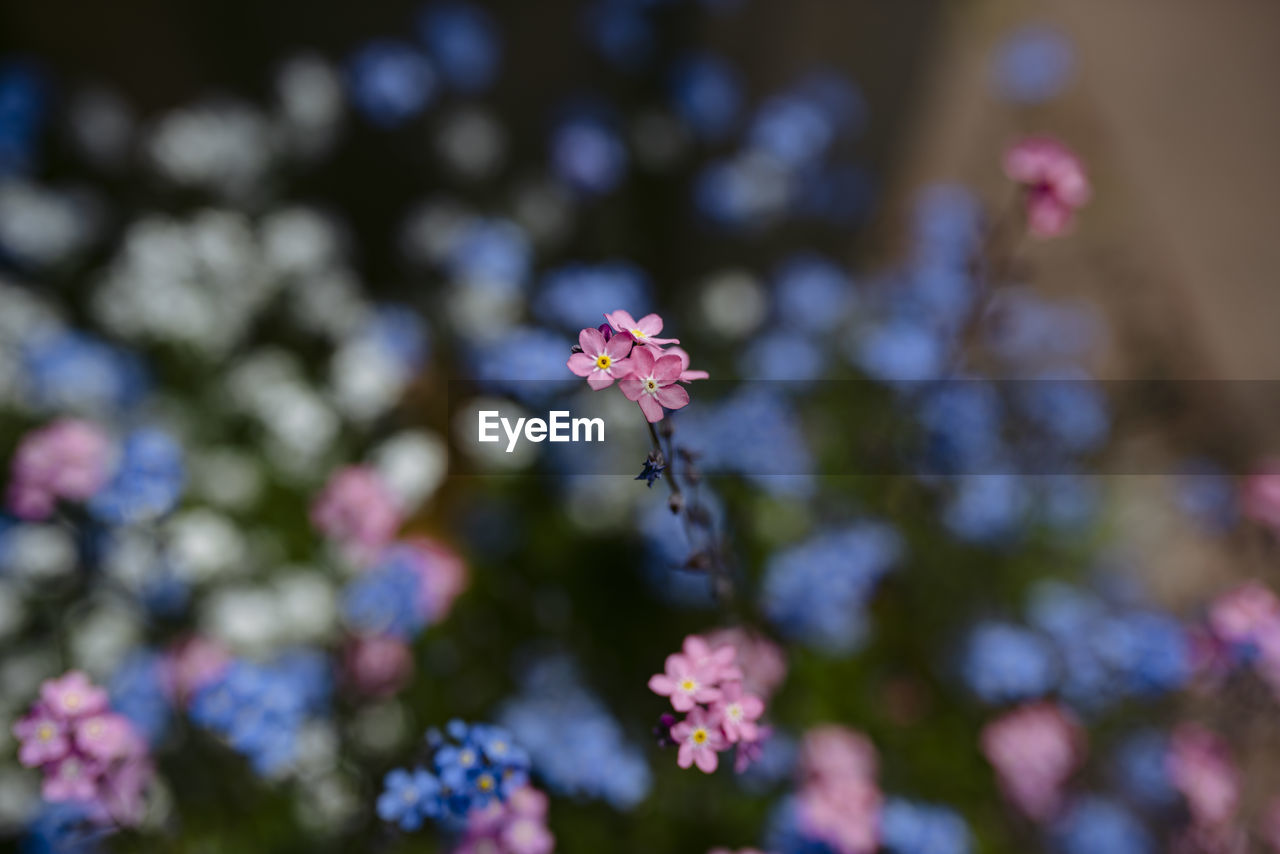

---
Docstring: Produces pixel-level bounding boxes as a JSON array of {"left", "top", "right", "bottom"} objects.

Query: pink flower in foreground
[
  {"left": 6, "top": 419, "right": 112, "bottom": 521},
  {"left": 40, "top": 671, "right": 108, "bottom": 721},
  {"left": 567, "top": 325, "right": 634, "bottom": 390},
  {"left": 981, "top": 702, "right": 1083, "bottom": 822},
  {"left": 1003, "top": 137, "right": 1090, "bottom": 238},
  {"left": 73, "top": 714, "right": 135, "bottom": 762},
  {"left": 649, "top": 653, "right": 722, "bottom": 711},
  {"left": 1209, "top": 581, "right": 1280, "bottom": 646},
  {"left": 681, "top": 635, "right": 742, "bottom": 685},
  {"left": 618, "top": 347, "right": 689, "bottom": 423},
  {"left": 672, "top": 707, "right": 728, "bottom": 773},
  {"left": 1167, "top": 724, "right": 1239, "bottom": 829},
  {"left": 13, "top": 711, "right": 69, "bottom": 767},
  {"left": 604, "top": 310, "right": 679, "bottom": 349},
  {"left": 311, "top": 465, "right": 403, "bottom": 559},
  {"left": 1242, "top": 463, "right": 1280, "bottom": 533},
  {"left": 666, "top": 346, "right": 710, "bottom": 382},
  {"left": 713, "top": 682, "right": 765, "bottom": 744}
]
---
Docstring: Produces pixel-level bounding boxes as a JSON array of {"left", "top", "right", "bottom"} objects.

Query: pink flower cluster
[
  {"left": 1203, "top": 582, "right": 1280, "bottom": 698},
  {"left": 12, "top": 671, "right": 153, "bottom": 825},
  {"left": 311, "top": 465, "right": 404, "bottom": 562},
  {"left": 455, "top": 785, "right": 554, "bottom": 854},
  {"left": 1003, "top": 137, "right": 1090, "bottom": 238},
  {"left": 793, "top": 727, "right": 881, "bottom": 854},
  {"left": 6, "top": 419, "right": 112, "bottom": 521},
  {"left": 567, "top": 310, "right": 706, "bottom": 423},
  {"left": 980, "top": 702, "right": 1084, "bottom": 822},
  {"left": 649, "top": 634, "right": 765, "bottom": 773},
  {"left": 1167, "top": 723, "right": 1241, "bottom": 852}
]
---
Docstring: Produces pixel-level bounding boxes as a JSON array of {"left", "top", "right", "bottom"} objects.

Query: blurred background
[{"left": 2, "top": 1, "right": 1280, "bottom": 852}]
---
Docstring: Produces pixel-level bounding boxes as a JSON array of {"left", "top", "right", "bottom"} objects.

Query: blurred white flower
[
  {"left": 203, "top": 586, "right": 280, "bottom": 654},
  {"left": 66, "top": 87, "right": 136, "bottom": 168},
  {"left": 0, "top": 181, "right": 101, "bottom": 269},
  {"left": 286, "top": 269, "right": 370, "bottom": 340},
  {"left": 1, "top": 524, "right": 77, "bottom": 580},
  {"left": 274, "top": 571, "right": 337, "bottom": 644},
  {"left": 146, "top": 100, "right": 276, "bottom": 200},
  {"left": 699, "top": 269, "right": 767, "bottom": 338},
  {"left": 168, "top": 509, "right": 249, "bottom": 583},
  {"left": 274, "top": 54, "right": 344, "bottom": 159},
  {"left": 330, "top": 338, "right": 409, "bottom": 422},
  {"left": 190, "top": 448, "right": 264, "bottom": 510},
  {"left": 0, "top": 648, "right": 58, "bottom": 713},
  {"left": 0, "top": 767, "right": 38, "bottom": 832},
  {"left": 435, "top": 107, "right": 507, "bottom": 180},
  {"left": 0, "top": 579, "right": 24, "bottom": 641},
  {"left": 511, "top": 178, "right": 574, "bottom": 249},
  {"left": 371, "top": 430, "right": 448, "bottom": 511},
  {"left": 70, "top": 601, "right": 142, "bottom": 678},
  {"left": 295, "top": 772, "right": 359, "bottom": 834},
  {"left": 398, "top": 199, "right": 474, "bottom": 268},
  {"left": 261, "top": 206, "right": 344, "bottom": 278}
]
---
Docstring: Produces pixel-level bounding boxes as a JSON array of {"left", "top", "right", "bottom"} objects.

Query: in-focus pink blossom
[
  {"left": 1241, "top": 462, "right": 1280, "bottom": 533},
  {"left": 567, "top": 326, "right": 634, "bottom": 390},
  {"left": 13, "top": 711, "right": 69, "bottom": 767},
  {"left": 344, "top": 636, "right": 414, "bottom": 697},
  {"left": 618, "top": 347, "right": 690, "bottom": 423},
  {"left": 1167, "top": 723, "right": 1239, "bottom": 830},
  {"left": 649, "top": 653, "right": 722, "bottom": 711},
  {"left": 980, "top": 702, "right": 1084, "bottom": 822},
  {"left": 311, "top": 465, "right": 403, "bottom": 561},
  {"left": 672, "top": 707, "right": 728, "bottom": 773},
  {"left": 1003, "top": 137, "right": 1090, "bottom": 238},
  {"left": 666, "top": 346, "right": 710, "bottom": 382},
  {"left": 40, "top": 671, "right": 109, "bottom": 720},
  {"left": 6, "top": 419, "right": 112, "bottom": 521},
  {"left": 604, "top": 310, "right": 679, "bottom": 349},
  {"left": 713, "top": 682, "right": 765, "bottom": 744}
]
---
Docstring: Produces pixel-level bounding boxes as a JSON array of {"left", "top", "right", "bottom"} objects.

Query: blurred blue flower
[
  {"left": 792, "top": 161, "right": 876, "bottom": 226},
  {"left": 342, "top": 559, "right": 424, "bottom": 639},
  {"left": 551, "top": 111, "right": 628, "bottom": 196},
  {"left": 536, "top": 261, "right": 652, "bottom": 330},
  {"left": 469, "top": 326, "right": 575, "bottom": 399},
  {"left": 773, "top": 254, "right": 855, "bottom": 334},
  {"left": 109, "top": 650, "right": 171, "bottom": 745},
  {"left": 377, "top": 767, "right": 442, "bottom": 831},
  {"left": 943, "top": 474, "right": 1030, "bottom": 543},
  {"left": 1112, "top": 729, "right": 1177, "bottom": 810},
  {"left": 880, "top": 798, "right": 972, "bottom": 854},
  {"left": 669, "top": 54, "right": 743, "bottom": 141},
  {"left": 739, "top": 331, "right": 825, "bottom": 383},
  {"left": 581, "top": 1, "right": 655, "bottom": 71},
  {"left": 992, "top": 25, "right": 1075, "bottom": 104},
  {"left": 1090, "top": 611, "right": 1190, "bottom": 697},
  {"left": 793, "top": 71, "right": 866, "bottom": 138},
  {"left": 499, "top": 656, "right": 651, "bottom": 809},
  {"left": 22, "top": 801, "right": 107, "bottom": 854},
  {"left": 1174, "top": 460, "right": 1238, "bottom": 532},
  {"left": 638, "top": 493, "right": 720, "bottom": 607},
  {"left": 694, "top": 154, "right": 791, "bottom": 231},
  {"left": 916, "top": 381, "right": 1005, "bottom": 475},
  {"left": 89, "top": 429, "right": 185, "bottom": 525},
  {"left": 761, "top": 523, "right": 902, "bottom": 653},
  {"left": 851, "top": 319, "right": 949, "bottom": 383},
  {"left": 748, "top": 96, "right": 834, "bottom": 168},
  {"left": 417, "top": 2, "right": 500, "bottom": 93},
  {"left": 21, "top": 330, "right": 148, "bottom": 415},
  {"left": 961, "top": 621, "right": 1056, "bottom": 704},
  {"left": 1051, "top": 797, "right": 1152, "bottom": 854},
  {"left": 0, "top": 59, "right": 49, "bottom": 177},
  {"left": 447, "top": 217, "right": 531, "bottom": 292},
  {"left": 347, "top": 41, "right": 436, "bottom": 128},
  {"left": 1016, "top": 372, "right": 1109, "bottom": 456}
]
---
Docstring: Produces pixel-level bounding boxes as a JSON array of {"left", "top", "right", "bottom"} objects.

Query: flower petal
[
  {"left": 604, "top": 332, "right": 634, "bottom": 360},
  {"left": 567, "top": 353, "right": 596, "bottom": 377},
  {"left": 654, "top": 384, "right": 689, "bottom": 411},
  {"left": 651, "top": 354, "right": 684, "bottom": 384},
  {"left": 587, "top": 371, "right": 615, "bottom": 390},
  {"left": 618, "top": 378, "right": 644, "bottom": 401},
  {"left": 638, "top": 395, "right": 665, "bottom": 423},
  {"left": 578, "top": 327, "right": 605, "bottom": 357}
]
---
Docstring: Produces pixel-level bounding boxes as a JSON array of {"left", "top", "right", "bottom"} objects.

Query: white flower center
[{"left": 643, "top": 377, "right": 659, "bottom": 394}]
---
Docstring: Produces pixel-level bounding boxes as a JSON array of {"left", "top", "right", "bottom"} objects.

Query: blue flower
[
  {"left": 961, "top": 621, "right": 1056, "bottom": 704},
  {"left": 0, "top": 59, "right": 49, "bottom": 177},
  {"left": 852, "top": 318, "right": 950, "bottom": 383},
  {"left": 943, "top": 474, "right": 1030, "bottom": 543},
  {"left": 536, "top": 261, "right": 651, "bottom": 330},
  {"left": 417, "top": 2, "right": 500, "bottom": 93},
  {"left": 377, "top": 767, "right": 442, "bottom": 831},
  {"left": 773, "top": 254, "right": 855, "bottom": 334},
  {"left": 1112, "top": 730, "right": 1177, "bottom": 809},
  {"left": 991, "top": 25, "right": 1075, "bottom": 104},
  {"left": 551, "top": 111, "right": 628, "bottom": 196},
  {"left": 342, "top": 560, "right": 425, "bottom": 639},
  {"left": 469, "top": 326, "right": 575, "bottom": 399},
  {"left": 447, "top": 217, "right": 531, "bottom": 292},
  {"left": 347, "top": 41, "right": 436, "bottom": 128},
  {"left": 109, "top": 650, "right": 171, "bottom": 745},
  {"left": 739, "top": 331, "right": 826, "bottom": 383},
  {"left": 761, "top": 523, "right": 902, "bottom": 653},
  {"left": 581, "top": 1, "right": 655, "bottom": 71},
  {"left": 89, "top": 429, "right": 185, "bottom": 525},
  {"left": 669, "top": 54, "right": 743, "bottom": 141},
  {"left": 21, "top": 330, "right": 149, "bottom": 415},
  {"left": 1051, "top": 797, "right": 1152, "bottom": 854},
  {"left": 749, "top": 96, "right": 834, "bottom": 168},
  {"left": 880, "top": 798, "right": 972, "bottom": 854}
]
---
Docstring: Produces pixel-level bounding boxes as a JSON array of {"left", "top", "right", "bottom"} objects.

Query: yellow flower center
[
  {"left": 595, "top": 354, "right": 612, "bottom": 370},
  {"left": 631, "top": 329, "right": 647, "bottom": 339},
  {"left": 37, "top": 724, "right": 55, "bottom": 742},
  {"left": 692, "top": 727, "right": 708, "bottom": 745},
  {"left": 459, "top": 749, "right": 477, "bottom": 767},
  {"left": 728, "top": 704, "right": 743, "bottom": 720},
  {"left": 679, "top": 678, "right": 697, "bottom": 692},
  {"left": 476, "top": 774, "right": 495, "bottom": 792},
  {"left": 63, "top": 693, "right": 81, "bottom": 711}
]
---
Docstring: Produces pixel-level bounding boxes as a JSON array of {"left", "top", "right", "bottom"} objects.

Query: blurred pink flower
[
  {"left": 799, "top": 726, "right": 878, "bottom": 787},
  {"left": 6, "top": 419, "right": 112, "bottom": 521},
  {"left": 672, "top": 707, "right": 727, "bottom": 773},
  {"left": 163, "top": 636, "right": 231, "bottom": 703},
  {"left": 713, "top": 682, "right": 764, "bottom": 744},
  {"left": 604, "top": 310, "right": 679, "bottom": 349},
  {"left": 704, "top": 628, "right": 787, "bottom": 699},
  {"left": 981, "top": 702, "right": 1084, "bottom": 822},
  {"left": 567, "top": 325, "right": 634, "bottom": 390},
  {"left": 457, "top": 785, "right": 554, "bottom": 854},
  {"left": 1241, "top": 462, "right": 1280, "bottom": 533},
  {"left": 42, "top": 755, "right": 103, "bottom": 803},
  {"left": 403, "top": 537, "right": 469, "bottom": 622},
  {"left": 1209, "top": 581, "right": 1280, "bottom": 645},
  {"left": 649, "top": 652, "right": 722, "bottom": 711},
  {"left": 681, "top": 634, "right": 743, "bottom": 685},
  {"left": 73, "top": 714, "right": 135, "bottom": 762},
  {"left": 797, "top": 777, "right": 881, "bottom": 854},
  {"left": 344, "top": 636, "right": 414, "bottom": 697},
  {"left": 1003, "top": 137, "right": 1090, "bottom": 238},
  {"left": 40, "top": 671, "right": 109, "bottom": 720},
  {"left": 311, "top": 465, "right": 403, "bottom": 560},
  {"left": 1168, "top": 724, "right": 1239, "bottom": 829},
  {"left": 13, "top": 711, "right": 69, "bottom": 767},
  {"left": 618, "top": 347, "right": 690, "bottom": 423}
]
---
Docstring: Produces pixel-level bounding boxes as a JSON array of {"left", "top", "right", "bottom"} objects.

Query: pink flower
[
  {"left": 1003, "top": 137, "right": 1090, "bottom": 238},
  {"left": 733, "top": 728, "right": 771, "bottom": 774},
  {"left": 344, "top": 636, "right": 414, "bottom": 697},
  {"left": 458, "top": 785, "right": 554, "bottom": 854},
  {"left": 672, "top": 707, "right": 728, "bottom": 773},
  {"left": 501, "top": 817, "right": 555, "bottom": 854},
  {"left": 1167, "top": 724, "right": 1239, "bottom": 829},
  {"left": 1242, "top": 463, "right": 1280, "bottom": 533},
  {"left": 1210, "top": 581, "right": 1280, "bottom": 646},
  {"left": 713, "top": 682, "right": 764, "bottom": 744},
  {"left": 980, "top": 702, "right": 1083, "bottom": 821},
  {"left": 73, "top": 714, "right": 136, "bottom": 762},
  {"left": 799, "top": 726, "right": 878, "bottom": 787},
  {"left": 704, "top": 628, "right": 786, "bottom": 699},
  {"left": 604, "top": 310, "right": 679, "bottom": 349},
  {"left": 42, "top": 755, "right": 103, "bottom": 803},
  {"left": 618, "top": 347, "right": 690, "bottom": 423},
  {"left": 311, "top": 465, "right": 403, "bottom": 560},
  {"left": 380, "top": 538, "right": 468, "bottom": 623},
  {"left": 6, "top": 419, "right": 112, "bottom": 521},
  {"left": 13, "top": 710, "right": 69, "bottom": 767},
  {"left": 40, "top": 671, "right": 108, "bottom": 721},
  {"left": 162, "top": 636, "right": 231, "bottom": 703},
  {"left": 567, "top": 326, "right": 634, "bottom": 390},
  {"left": 681, "top": 634, "right": 742, "bottom": 685},
  {"left": 796, "top": 777, "right": 881, "bottom": 854},
  {"left": 99, "top": 757, "right": 153, "bottom": 826},
  {"left": 649, "top": 653, "right": 723, "bottom": 711},
  {"left": 666, "top": 346, "right": 710, "bottom": 382}
]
